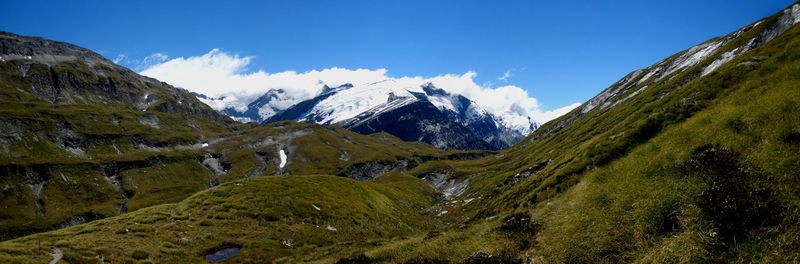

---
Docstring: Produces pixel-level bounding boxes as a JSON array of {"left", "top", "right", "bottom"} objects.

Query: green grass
[
  {"left": 121, "top": 160, "right": 213, "bottom": 212},
  {"left": 406, "top": 12, "right": 800, "bottom": 263},
  {"left": 208, "top": 121, "right": 448, "bottom": 179},
  {"left": 0, "top": 58, "right": 237, "bottom": 239},
  {"left": 2, "top": 6, "right": 800, "bottom": 264},
  {"left": 0, "top": 173, "right": 443, "bottom": 263}
]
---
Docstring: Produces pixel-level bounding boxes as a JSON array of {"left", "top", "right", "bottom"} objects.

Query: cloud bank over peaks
[{"left": 138, "top": 49, "right": 579, "bottom": 124}]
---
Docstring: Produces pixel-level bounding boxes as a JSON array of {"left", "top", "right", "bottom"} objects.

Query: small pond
[{"left": 205, "top": 247, "right": 240, "bottom": 262}]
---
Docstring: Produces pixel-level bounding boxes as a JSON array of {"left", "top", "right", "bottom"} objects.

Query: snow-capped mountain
[
  {"left": 202, "top": 83, "right": 355, "bottom": 123},
  {"left": 265, "top": 81, "right": 539, "bottom": 150},
  {"left": 200, "top": 80, "right": 538, "bottom": 150}
]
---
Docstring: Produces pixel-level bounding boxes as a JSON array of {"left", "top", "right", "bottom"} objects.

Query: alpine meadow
[{"left": 1, "top": 1, "right": 800, "bottom": 263}]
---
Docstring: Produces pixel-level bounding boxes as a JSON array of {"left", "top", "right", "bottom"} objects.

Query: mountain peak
[{"left": 0, "top": 31, "right": 114, "bottom": 67}]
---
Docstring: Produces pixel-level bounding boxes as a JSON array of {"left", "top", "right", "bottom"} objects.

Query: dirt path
[{"left": 49, "top": 248, "right": 62, "bottom": 264}]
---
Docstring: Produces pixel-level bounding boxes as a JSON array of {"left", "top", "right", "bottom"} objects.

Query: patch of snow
[
  {"left": 255, "top": 89, "right": 302, "bottom": 121},
  {"left": 664, "top": 40, "right": 724, "bottom": 77},
  {"left": 463, "top": 198, "right": 475, "bottom": 204},
  {"left": 231, "top": 116, "right": 254, "bottom": 123},
  {"left": 278, "top": 149, "right": 287, "bottom": 168},
  {"left": 605, "top": 85, "right": 649, "bottom": 110},
  {"left": 201, "top": 154, "right": 227, "bottom": 177},
  {"left": 437, "top": 210, "right": 449, "bottom": 216},
  {"left": 65, "top": 147, "right": 87, "bottom": 157},
  {"left": 202, "top": 143, "right": 209, "bottom": 148},
  {"left": 581, "top": 99, "right": 600, "bottom": 114},
  {"left": 28, "top": 182, "right": 44, "bottom": 198},
  {"left": 582, "top": 67, "right": 663, "bottom": 115},
  {"left": 428, "top": 95, "right": 456, "bottom": 112},
  {"left": 312, "top": 204, "right": 321, "bottom": 211},
  {"left": 494, "top": 110, "right": 537, "bottom": 135},
  {"left": 363, "top": 95, "right": 418, "bottom": 117},
  {"left": 637, "top": 67, "right": 660, "bottom": 85},
  {"left": 281, "top": 239, "right": 293, "bottom": 247},
  {"left": 441, "top": 180, "right": 468, "bottom": 199},
  {"left": 308, "top": 81, "right": 417, "bottom": 124},
  {"left": 326, "top": 225, "right": 337, "bottom": 232},
  {"left": 49, "top": 248, "right": 63, "bottom": 264},
  {"left": 422, "top": 173, "right": 469, "bottom": 200},
  {"left": 703, "top": 47, "right": 742, "bottom": 76},
  {"left": 137, "top": 114, "right": 160, "bottom": 129},
  {"left": 339, "top": 151, "right": 350, "bottom": 162},
  {"left": 199, "top": 96, "right": 249, "bottom": 113}
]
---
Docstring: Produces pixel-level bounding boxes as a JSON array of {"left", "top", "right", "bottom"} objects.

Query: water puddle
[{"left": 205, "top": 247, "right": 240, "bottom": 262}]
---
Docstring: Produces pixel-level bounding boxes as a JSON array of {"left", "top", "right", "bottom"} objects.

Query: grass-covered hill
[
  {"left": 0, "top": 30, "right": 238, "bottom": 240},
  {"left": 370, "top": 2, "right": 800, "bottom": 263},
  {"left": 0, "top": 173, "right": 443, "bottom": 263},
  {"left": 2, "top": 1, "right": 800, "bottom": 263},
  {"left": 0, "top": 31, "right": 477, "bottom": 242}
]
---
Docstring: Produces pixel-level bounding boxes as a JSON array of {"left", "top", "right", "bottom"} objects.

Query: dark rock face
[
  {"left": 418, "top": 84, "right": 526, "bottom": 149},
  {"left": 0, "top": 31, "right": 233, "bottom": 125},
  {"left": 503, "top": 159, "right": 552, "bottom": 186},
  {"left": 338, "top": 160, "right": 410, "bottom": 181},
  {"left": 59, "top": 212, "right": 107, "bottom": 229},
  {"left": 341, "top": 99, "right": 495, "bottom": 150},
  {"left": 337, "top": 152, "right": 495, "bottom": 181},
  {"left": 0, "top": 31, "right": 112, "bottom": 66},
  {"left": 264, "top": 91, "right": 339, "bottom": 124}
]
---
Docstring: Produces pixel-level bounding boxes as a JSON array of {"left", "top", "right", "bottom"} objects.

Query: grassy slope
[
  {"left": 0, "top": 58, "right": 236, "bottom": 239},
  {"left": 0, "top": 173, "right": 441, "bottom": 263},
  {"left": 352, "top": 12, "right": 800, "bottom": 264},
  {"left": 0, "top": 56, "right": 450, "bottom": 240},
  {"left": 211, "top": 121, "right": 450, "bottom": 181},
  {"left": 2, "top": 7, "right": 799, "bottom": 264},
  {"left": 527, "top": 27, "right": 800, "bottom": 262}
]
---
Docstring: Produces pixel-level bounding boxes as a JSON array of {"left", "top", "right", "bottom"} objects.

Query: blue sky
[{"left": 2, "top": 0, "right": 794, "bottom": 111}]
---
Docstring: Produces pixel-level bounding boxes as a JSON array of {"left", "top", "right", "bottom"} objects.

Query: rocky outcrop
[
  {"left": 503, "top": 159, "right": 552, "bottom": 186},
  {"left": 337, "top": 151, "right": 495, "bottom": 181},
  {"left": 0, "top": 31, "right": 113, "bottom": 66},
  {"left": 421, "top": 172, "right": 469, "bottom": 199},
  {"left": 338, "top": 160, "right": 411, "bottom": 181},
  {"left": 0, "top": 32, "right": 234, "bottom": 125}
]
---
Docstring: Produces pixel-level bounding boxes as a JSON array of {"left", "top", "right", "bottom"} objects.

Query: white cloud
[
  {"left": 140, "top": 53, "right": 169, "bottom": 69},
  {"left": 498, "top": 70, "right": 512, "bottom": 81},
  {"left": 113, "top": 54, "right": 126, "bottom": 64},
  {"left": 138, "top": 49, "right": 578, "bottom": 124},
  {"left": 531, "top": 102, "right": 581, "bottom": 124}
]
